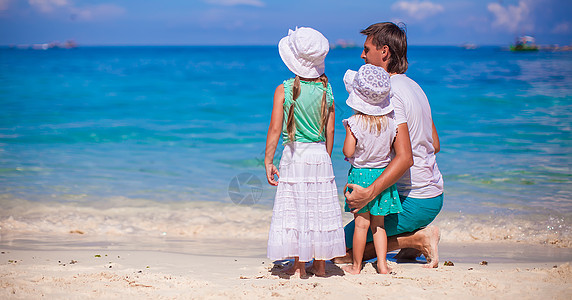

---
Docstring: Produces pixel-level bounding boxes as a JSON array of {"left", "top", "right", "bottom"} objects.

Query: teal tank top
[{"left": 282, "top": 78, "right": 334, "bottom": 144}]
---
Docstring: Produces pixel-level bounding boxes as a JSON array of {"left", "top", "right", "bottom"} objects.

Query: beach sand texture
[
  {"left": 1, "top": 250, "right": 571, "bottom": 299},
  {"left": 1, "top": 200, "right": 571, "bottom": 299}
]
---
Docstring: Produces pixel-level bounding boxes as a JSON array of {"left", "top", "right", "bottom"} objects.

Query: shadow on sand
[{"left": 270, "top": 260, "right": 345, "bottom": 279}]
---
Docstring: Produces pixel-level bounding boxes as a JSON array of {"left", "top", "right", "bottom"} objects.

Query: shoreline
[
  {"left": 2, "top": 239, "right": 572, "bottom": 264},
  {"left": 1, "top": 197, "right": 570, "bottom": 248}
]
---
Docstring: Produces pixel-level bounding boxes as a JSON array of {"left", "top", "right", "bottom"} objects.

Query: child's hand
[{"left": 265, "top": 163, "right": 280, "bottom": 186}]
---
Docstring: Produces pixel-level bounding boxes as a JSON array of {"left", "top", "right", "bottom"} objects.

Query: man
[{"left": 336, "top": 22, "right": 444, "bottom": 268}]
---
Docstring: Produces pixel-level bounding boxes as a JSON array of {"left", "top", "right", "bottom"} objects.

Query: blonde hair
[
  {"left": 286, "top": 74, "right": 329, "bottom": 142},
  {"left": 354, "top": 111, "right": 388, "bottom": 136}
]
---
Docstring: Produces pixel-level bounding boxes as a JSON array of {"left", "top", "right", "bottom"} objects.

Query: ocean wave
[
  {"left": 1, "top": 197, "right": 570, "bottom": 248},
  {"left": 435, "top": 212, "right": 572, "bottom": 247}
]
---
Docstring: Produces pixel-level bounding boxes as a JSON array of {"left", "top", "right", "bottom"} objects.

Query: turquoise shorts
[{"left": 344, "top": 194, "right": 443, "bottom": 249}]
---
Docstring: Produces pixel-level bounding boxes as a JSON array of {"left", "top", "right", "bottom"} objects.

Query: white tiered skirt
[{"left": 267, "top": 142, "right": 346, "bottom": 262}]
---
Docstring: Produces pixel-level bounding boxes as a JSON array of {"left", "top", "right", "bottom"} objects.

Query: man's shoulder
[
  {"left": 391, "top": 74, "right": 425, "bottom": 97},
  {"left": 390, "top": 74, "right": 418, "bottom": 89}
]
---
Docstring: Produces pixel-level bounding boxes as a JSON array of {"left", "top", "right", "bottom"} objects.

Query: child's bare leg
[
  {"left": 343, "top": 213, "right": 370, "bottom": 275},
  {"left": 371, "top": 215, "right": 390, "bottom": 274},
  {"left": 285, "top": 257, "right": 307, "bottom": 276},
  {"left": 310, "top": 260, "right": 326, "bottom": 277}
]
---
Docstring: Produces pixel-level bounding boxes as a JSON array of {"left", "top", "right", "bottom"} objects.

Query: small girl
[
  {"left": 341, "top": 64, "right": 402, "bottom": 274},
  {"left": 265, "top": 27, "right": 346, "bottom": 277}
]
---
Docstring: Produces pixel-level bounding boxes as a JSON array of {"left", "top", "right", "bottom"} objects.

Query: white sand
[
  {"left": 1, "top": 242, "right": 571, "bottom": 299},
  {"left": 1, "top": 199, "right": 571, "bottom": 299}
]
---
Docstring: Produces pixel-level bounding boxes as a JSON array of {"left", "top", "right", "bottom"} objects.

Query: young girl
[
  {"left": 341, "top": 64, "right": 402, "bottom": 274},
  {"left": 265, "top": 27, "right": 346, "bottom": 277}
]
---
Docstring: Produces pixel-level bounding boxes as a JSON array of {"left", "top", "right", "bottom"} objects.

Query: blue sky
[{"left": 0, "top": 0, "right": 570, "bottom": 46}]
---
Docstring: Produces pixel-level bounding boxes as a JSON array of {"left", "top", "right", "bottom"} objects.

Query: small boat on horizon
[
  {"left": 461, "top": 43, "right": 478, "bottom": 50},
  {"left": 510, "top": 36, "right": 538, "bottom": 52},
  {"left": 330, "top": 39, "right": 357, "bottom": 49},
  {"left": 9, "top": 40, "right": 77, "bottom": 50}
]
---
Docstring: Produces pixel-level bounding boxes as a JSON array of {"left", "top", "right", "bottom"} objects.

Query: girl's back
[
  {"left": 343, "top": 113, "right": 396, "bottom": 169},
  {"left": 282, "top": 78, "right": 333, "bottom": 144}
]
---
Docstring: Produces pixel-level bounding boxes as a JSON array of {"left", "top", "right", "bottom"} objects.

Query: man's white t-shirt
[{"left": 390, "top": 74, "right": 444, "bottom": 198}]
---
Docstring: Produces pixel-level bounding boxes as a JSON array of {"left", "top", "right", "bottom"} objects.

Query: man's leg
[{"left": 389, "top": 226, "right": 440, "bottom": 268}]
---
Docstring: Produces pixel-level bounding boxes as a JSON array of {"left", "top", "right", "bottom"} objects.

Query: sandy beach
[
  {"left": 1, "top": 200, "right": 571, "bottom": 299},
  {"left": 1, "top": 245, "right": 571, "bottom": 299}
]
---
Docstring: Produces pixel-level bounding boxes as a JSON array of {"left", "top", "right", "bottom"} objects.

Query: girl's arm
[
  {"left": 345, "top": 123, "right": 413, "bottom": 211},
  {"left": 342, "top": 122, "right": 356, "bottom": 158},
  {"left": 432, "top": 120, "right": 440, "bottom": 154},
  {"left": 325, "top": 103, "right": 335, "bottom": 156},
  {"left": 264, "top": 84, "right": 285, "bottom": 186}
]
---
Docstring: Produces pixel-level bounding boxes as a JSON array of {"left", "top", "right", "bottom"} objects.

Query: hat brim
[
  {"left": 278, "top": 36, "right": 325, "bottom": 79},
  {"left": 343, "top": 70, "right": 357, "bottom": 94},
  {"left": 346, "top": 92, "right": 394, "bottom": 116}
]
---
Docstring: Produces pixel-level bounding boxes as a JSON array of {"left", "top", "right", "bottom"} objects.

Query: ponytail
[
  {"left": 286, "top": 76, "right": 301, "bottom": 142},
  {"left": 318, "top": 74, "right": 329, "bottom": 134}
]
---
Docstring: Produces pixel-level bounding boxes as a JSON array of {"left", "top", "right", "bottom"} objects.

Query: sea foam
[{"left": 1, "top": 197, "right": 570, "bottom": 249}]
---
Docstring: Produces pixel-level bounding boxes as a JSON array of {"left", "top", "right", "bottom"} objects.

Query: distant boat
[
  {"left": 510, "top": 36, "right": 538, "bottom": 51},
  {"left": 330, "top": 39, "right": 357, "bottom": 49},
  {"left": 461, "top": 43, "right": 478, "bottom": 50},
  {"left": 10, "top": 39, "right": 77, "bottom": 50}
]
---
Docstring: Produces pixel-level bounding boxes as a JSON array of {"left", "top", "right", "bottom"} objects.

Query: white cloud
[
  {"left": 28, "top": 0, "right": 69, "bottom": 13},
  {"left": 552, "top": 22, "right": 570, "bottom": 34},
  {"left": 391, "top": 1, "right": 444, "bottom": 20},
  {"left": 27, "top": 0, "right": 124, "bottom": 21},
  {"left": 70, "top": 4, "right": 125, "bottom": 21},
  {"left": 487, "top": 0, "right": 532, "bottom": 33},
  {"left": 204, "top": 0, "right": 264, "bottom": 7}
]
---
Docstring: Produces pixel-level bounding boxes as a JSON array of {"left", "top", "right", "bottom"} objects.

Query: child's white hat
[
  {"left": 344, "top": 64, "right": 393, "bottom": 116},
  {"left": 278, "top": 27, "right": 329, "bottom": 79}
]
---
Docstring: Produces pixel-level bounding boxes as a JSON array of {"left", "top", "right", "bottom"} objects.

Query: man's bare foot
[
  {"left": 419, "top": 226, "right": 440, "bottom": 268},
  {"left": 394, "top": 248, "right": 422, "bottom": 261},
  {"left": 284, "top": 261, "right": 307, "bottom": 276},
  {"left": 376, "top": 260, "right": 391, "bottom": 274},
  {"left": 308, "top": 260, "right": 326, "bottom": 277},
  {"left": 332, "top": 250, "right": 353, "bottom": 264},
  {"left": 342, "top": 263, "right": 361, "bottom": 275}
]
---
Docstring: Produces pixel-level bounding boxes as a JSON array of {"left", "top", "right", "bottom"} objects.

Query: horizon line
[{"left": 0, "top": 43, "right": 512, "bottom": 48}]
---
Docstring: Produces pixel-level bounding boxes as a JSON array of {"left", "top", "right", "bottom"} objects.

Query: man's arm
[
  {"left": 345, "top": 123, "right": 413, "bottom": 211},
  {"left": 432, "top": 120, "right": 440, "bottom": 154}
]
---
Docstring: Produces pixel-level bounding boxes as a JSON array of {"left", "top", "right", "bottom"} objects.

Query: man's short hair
[{"left": 361, "top": 22, "right": 408, "bottom": 74}]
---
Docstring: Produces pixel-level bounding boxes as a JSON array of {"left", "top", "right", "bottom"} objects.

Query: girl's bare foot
[
  {"left": 376, "top": 260, "right": 391, "bottom": 274},
  {"left": 308, "top": 260, "right": 326, "bottom": 277},
  {"left": 284, "top": 261, "right": 306, "bottom": 276},
  {"left": 342, "top": 263, "right": 361, "bottom": 275}
]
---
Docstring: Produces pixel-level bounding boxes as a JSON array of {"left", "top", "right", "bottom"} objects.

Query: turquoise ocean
[{"left": 1, "top": 46, "right": 571, "bottom": 246}]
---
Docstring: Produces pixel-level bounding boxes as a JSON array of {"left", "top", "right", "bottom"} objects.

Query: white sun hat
[
  {"left": 344, "top": 64, "right": 393, "bottom": 116},
  {"left": 278, "top": 27, "right": 329, "bottom": 79}
]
